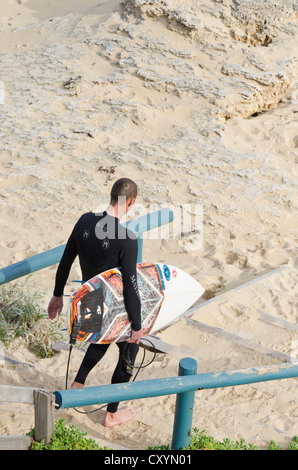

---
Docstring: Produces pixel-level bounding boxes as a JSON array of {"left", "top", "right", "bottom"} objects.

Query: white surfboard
[
  {"left": 150, "top": 264, "right": 204, "bottom": 333},
  {"left": 68, "top": 262, "right": 204, "bottom": 344}
]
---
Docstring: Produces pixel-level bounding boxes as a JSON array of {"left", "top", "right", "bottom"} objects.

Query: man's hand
[
  {"left": 127, "top": 328, "right": 143, "bottom": 344},
  {"left": 47, "top": 295, "right": 63, "bottom": 320}
]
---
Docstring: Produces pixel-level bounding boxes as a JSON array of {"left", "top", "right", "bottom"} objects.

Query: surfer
[{"left": 48, "top": 178, "right": 143, "bottom": 427}]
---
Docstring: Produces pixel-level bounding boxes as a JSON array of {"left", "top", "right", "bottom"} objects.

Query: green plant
[
  {"left": 148, "top": 429, "right": 298, "bottom": 450},
  {"left": 28, "top": 418, "right": 108, "bottom": 450},
  {"left": 288, "top": 436, "right": 298, "bottom": 450},
  {"left": 0, "top": 278, "right": 65, "bottom": 357},
  {"left": 0, "top": 278, "right": 45, "bottom": 345},
  {"left": 268, "top": 436, "right": 298, "bottom": 451},
  {"left": 24, "top": 317, "right": 65, "bottom": 358},
  {"left": 186, "top": 428, "right": 257, "bottom": 450},
  {"left": 147, "top": 429, "right": 257, "bottom": 451},
  {"left": 147, "top": 444, "right": 170, "bottom": 450},
  {"left": 267, "top": 439, "right": 282, "bottom": 450}
]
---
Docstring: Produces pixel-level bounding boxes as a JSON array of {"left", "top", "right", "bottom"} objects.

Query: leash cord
[{"left": 65, "top": 338, "right": 156, "bottom": 415}]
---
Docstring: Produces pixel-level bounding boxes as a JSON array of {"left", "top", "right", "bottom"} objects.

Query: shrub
[
  {"left": 0, "top": 278, "right": 45, "bottom": 345},
  {"left": 148, "top": 429, "right": 298, "bottom": 450},
  {"left": 0, "top": 278, "right": 65, "bottom": 357},
  {"left": 28, "top": 418, "right": 107, "bottom": 450},
  {"left": 186, "top": 428, "right": 257, "bottom": 450}
]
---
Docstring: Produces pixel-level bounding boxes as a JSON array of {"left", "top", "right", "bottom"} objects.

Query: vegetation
[
  {"left": 28, "top": 422, "right": 298, "bottom": 450},
  {"left": 0, "top": 278, "right": 65, "bottom": 357},
  {"left": 268, "top": 435, "right": 298, "bottom": 451},
  {"left": 148, "top": 428, "right": 298, "bottom": 451},
  {"left": 186, "top": 428, "right": 258, "bottom": 450},
  {"left": 0, "top": 278, "right": 44, "bottom": 344},
  {"left": 28, "top": 418, "right": 108, "bottom": 450}
]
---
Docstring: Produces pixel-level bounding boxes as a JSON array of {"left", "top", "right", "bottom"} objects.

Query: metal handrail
[{"left": 54, "top": 360, "right": 298, "bottom": 450}]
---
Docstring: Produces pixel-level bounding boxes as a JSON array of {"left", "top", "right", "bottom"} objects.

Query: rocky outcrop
[
  {"left": 0, "top": 0, "right": 297, "bottom": 264},
  {"left": 121, "top": 0, "right": 298, "bottom": 118}
]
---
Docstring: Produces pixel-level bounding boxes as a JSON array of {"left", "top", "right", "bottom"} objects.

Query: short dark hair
[{"left": 110, "top": 178, "right": 138, "bottom": 205}]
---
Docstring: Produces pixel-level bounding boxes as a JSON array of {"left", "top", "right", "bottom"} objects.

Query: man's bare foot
[
  {"left": 103, "top": 407, "right": 135, "bottom": 428},
  {"left": 71, "top": 381, "right": 84, "bottom": 389}
]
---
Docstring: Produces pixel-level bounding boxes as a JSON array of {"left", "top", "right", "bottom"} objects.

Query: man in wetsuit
[{"left": 47, "top": 178, "right": 143, "bottom": 427}]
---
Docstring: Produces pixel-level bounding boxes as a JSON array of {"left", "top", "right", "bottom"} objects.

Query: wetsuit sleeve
[
  {"left": 53, "top": 225, "right": 78, "bottom": 297},
  {"left": 119, "top": 235, "right": 142, "bottom": 331}
]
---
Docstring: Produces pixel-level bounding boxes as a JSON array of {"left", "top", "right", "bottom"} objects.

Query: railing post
[
  {"left": 171, "top": 357, "right": 197, "bottom": 450},
  {"left": 34, "top": 390, "right": 55, "bottom": 444}
]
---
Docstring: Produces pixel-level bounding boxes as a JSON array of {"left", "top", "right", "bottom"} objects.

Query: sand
[{"left": 0, "top": 0, "right": 297, "bottom": 450}]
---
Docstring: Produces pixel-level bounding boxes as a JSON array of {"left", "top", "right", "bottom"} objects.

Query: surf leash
[{"left": 65, "top": 337, "right": 157, "bottom": 415}]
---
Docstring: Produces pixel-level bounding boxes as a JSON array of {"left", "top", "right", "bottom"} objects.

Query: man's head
[{"left": 110, "top": 178, "right": 138, "bottom": 211}]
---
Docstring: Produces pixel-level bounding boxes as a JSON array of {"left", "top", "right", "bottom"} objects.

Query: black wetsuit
[{"left": 54, "top": 211, "right": 141, "bottom": 412}]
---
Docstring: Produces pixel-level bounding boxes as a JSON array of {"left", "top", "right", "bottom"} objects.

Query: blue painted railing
[
  {"left": 54, "top": 360, "right": 298, "bottom": 450},
  {"left": 0, "top": 208, "right": 173, "bottom": 285}
]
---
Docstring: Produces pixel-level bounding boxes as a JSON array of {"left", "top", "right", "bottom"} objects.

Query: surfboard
[{"left": 68, "top": 262, "right": 204, "bottom": 344}]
